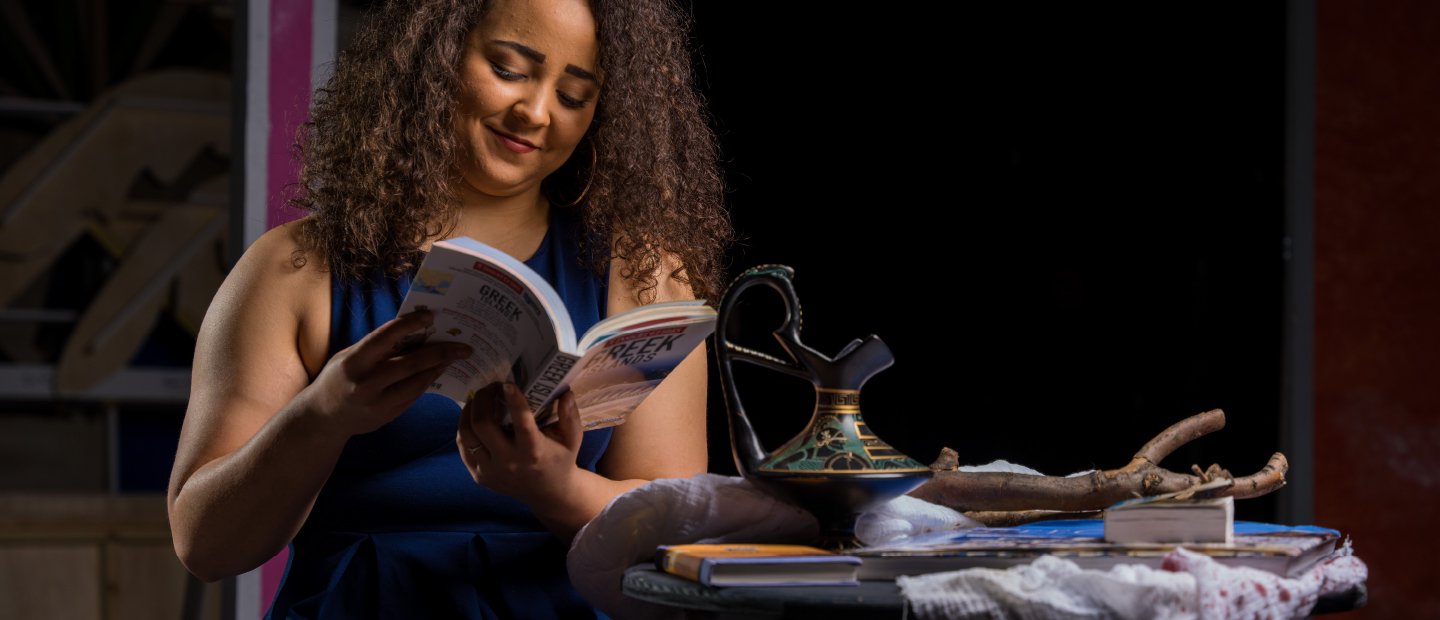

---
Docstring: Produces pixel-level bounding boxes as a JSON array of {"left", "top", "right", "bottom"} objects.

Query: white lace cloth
[
  {"left": 566, "top": 471, "right": 1367, "bottom": 620},
  {"left": 898, "top": 543, "right": 1368, "bottom": 620}
]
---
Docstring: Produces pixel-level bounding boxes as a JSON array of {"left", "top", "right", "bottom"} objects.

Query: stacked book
[
  {"left": 851, "top": 520, "right": 1337, "bottom": 580},
  {"left": 1103, "top": 492, "right": 1234, "bottom": 544},
  {"left": 652, "top": 487, "right": 1336, "bottom": 586},
  {"left": 654, "top": 544, "right": 861, "bottom": 587}
]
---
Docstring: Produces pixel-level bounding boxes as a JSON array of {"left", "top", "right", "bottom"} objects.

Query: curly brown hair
[{"left": 293, "top": 0, "right": 732, "bottom": 302}]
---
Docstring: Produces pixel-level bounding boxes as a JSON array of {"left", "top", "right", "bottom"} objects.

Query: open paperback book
[
  {"left": 398, "top": 236, "right": 714, "bottom": 429},
  {"left": 853, "top": 520, "right": 1339, "bottom": 580}
]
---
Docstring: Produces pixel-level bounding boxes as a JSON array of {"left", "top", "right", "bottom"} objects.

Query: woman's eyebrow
[
  {"left": 493, "top": 39, "right": 599, "bottom": 84},
  {"left": 565, "top": 64, "right": 598, "bottom": 83},
  {"left": 494, "top": 40, "right": 546, "bottom": 63}
]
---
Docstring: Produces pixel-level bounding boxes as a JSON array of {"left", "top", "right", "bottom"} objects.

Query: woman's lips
[{"left": 489, "top": 127, "right": 538, "bottom": 153}]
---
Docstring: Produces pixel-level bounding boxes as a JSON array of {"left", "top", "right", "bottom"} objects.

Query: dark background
[
  {"left": 0, "top": 1, "right": 1289, "bottom": 524},
  {"left": 689, "top": 3, "right": 1287, "bottom": 522}
]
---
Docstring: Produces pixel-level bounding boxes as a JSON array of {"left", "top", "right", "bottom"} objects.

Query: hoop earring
[{"left": 561, "top": 141, "right": 597, "bottom": 207}]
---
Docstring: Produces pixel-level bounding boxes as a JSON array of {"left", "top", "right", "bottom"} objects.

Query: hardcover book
[
  {"left": 853, "top": 520, "right": 1338, "bottom": 580},
  {"left": 397, "top": 236, "right": 714, "bottom": 429},
  {"left": 654, "top": 544, "right": 862, "bottom": 587}
]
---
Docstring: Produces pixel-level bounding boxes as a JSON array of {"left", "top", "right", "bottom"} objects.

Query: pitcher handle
[
  {"left": 715, "top": 265, "right": 812, "bottom": 379},
  {"left": 714, "top": 264, "right": 811, "bottom": 473}
]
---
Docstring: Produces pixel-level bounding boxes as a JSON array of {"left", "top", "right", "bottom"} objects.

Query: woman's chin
[{"left": 458, "top": 173, "right": 541, "bottom": 201}]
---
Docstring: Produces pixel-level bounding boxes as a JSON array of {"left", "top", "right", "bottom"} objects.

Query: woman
[{"left": 166, "top": 0, "right": 731, "bottom": 616}]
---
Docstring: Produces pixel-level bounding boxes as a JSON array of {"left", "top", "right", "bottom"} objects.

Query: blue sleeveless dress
[{"left": 267, "top": 209, "right": 613, "bottom": 619}]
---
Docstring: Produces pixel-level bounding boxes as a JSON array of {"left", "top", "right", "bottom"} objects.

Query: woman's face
[{"left": 453, "top": 0, "right": 601, "bottom": 200}]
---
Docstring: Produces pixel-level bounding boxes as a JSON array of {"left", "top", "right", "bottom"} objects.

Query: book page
[
  {"left": 536, "top": 317, "right": 714, "bottom": 429},
  {"left": 578, "top": 299, "right": 709, "bottom": 350},
  {"left": 398, "top": 243, "right": 565, "bottom": 407},
  {"left": 1104, "top": 496, "right": 1234, "bottom": 544}
]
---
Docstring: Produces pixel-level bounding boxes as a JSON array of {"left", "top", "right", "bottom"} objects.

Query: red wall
[{"left": 1315, "top": 1, "right": 1440, "bottom": 616}]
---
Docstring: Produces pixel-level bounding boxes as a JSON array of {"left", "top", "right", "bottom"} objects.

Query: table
[
  {"left": 621, "top": 565, "right": 1367, "bottom": 619},
  {"left": 622, "top": 566, "right": 903, "bottom": 619}
]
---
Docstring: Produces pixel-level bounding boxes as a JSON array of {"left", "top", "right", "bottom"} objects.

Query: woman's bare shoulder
[
  {"left": 216, "top": 223, "right": 323, "bottom": 320},
  {"left": 209, "top": 219, "right": 331, "bottom": 374},
  {"left": 235, "top": 220, "right": 326, "bottom": 280}
]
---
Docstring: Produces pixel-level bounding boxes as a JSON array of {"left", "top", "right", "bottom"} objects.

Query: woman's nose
[{"left": 510, "top": 89, "right": 553, "bottom": 128}]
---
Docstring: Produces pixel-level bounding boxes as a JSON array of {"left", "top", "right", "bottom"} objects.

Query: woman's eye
[
  {"left": 558, "top": 92, "right": 591, "bottom": 110},
  {"left": 490, "top": 62, "right": 523, "bottom": 81}
]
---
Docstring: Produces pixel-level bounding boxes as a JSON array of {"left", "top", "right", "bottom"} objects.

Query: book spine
[
  {"left": 658, "top": 550, "right": 707, "bottom": 585},
  {"left": 524, "top": 351, "right": 581, "bottom": 417}
]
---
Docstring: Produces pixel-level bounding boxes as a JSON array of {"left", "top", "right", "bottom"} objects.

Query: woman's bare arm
[
  {"left": 595, "top": 253, "right": 709, "bottom": 480},
  {"left": 167, "top": 224, "right": 468, "bottom": 581},
  {"left": 167, "top": 225, "right": 334, "bottom": 581}
]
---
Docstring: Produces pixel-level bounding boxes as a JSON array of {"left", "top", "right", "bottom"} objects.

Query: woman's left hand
[{"left": 456, "top": 382, "right": 584, "bottom": 509}]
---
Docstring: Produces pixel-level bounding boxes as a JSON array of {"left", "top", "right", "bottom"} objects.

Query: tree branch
[
  {"left": 1134, "top": 408, "right": 1226, "bottom": 465},
  {"left": 909, "top": 409, "right": 1288, "bottom": 519}
]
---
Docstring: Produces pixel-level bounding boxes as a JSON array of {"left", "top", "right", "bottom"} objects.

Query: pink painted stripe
[
  {"left": 267, "top": 0, "right": 313, "bottom": 230},
  {"left": 261, "top": 548, "right": 291, "bottom": 614}
]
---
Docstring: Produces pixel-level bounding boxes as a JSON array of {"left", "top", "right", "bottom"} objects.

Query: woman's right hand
[{"left": 301, "top": 309, "right": 473, "bottom": 437}]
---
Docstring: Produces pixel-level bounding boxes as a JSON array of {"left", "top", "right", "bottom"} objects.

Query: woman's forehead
[{"left": 473, "top": 0, "right": 600, "bottom": 71}]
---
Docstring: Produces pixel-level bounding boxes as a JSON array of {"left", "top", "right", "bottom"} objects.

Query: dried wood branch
[
  {"left": 962, "top": 510, "right": 1102, "bottom": 528},
  {"left": 909, "top": 409, "right": 1288, "bottom": 522}
]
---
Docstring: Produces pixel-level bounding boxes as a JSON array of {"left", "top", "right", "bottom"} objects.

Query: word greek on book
[{"left": 398, "top": 236, "right": 715, "bottom": 429}]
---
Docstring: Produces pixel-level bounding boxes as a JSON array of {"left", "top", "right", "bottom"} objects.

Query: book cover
[
  {"left": 853, "top": 520, "right": 1338, "bottom": 580},
  {"left": 655, "top": 544, "right": 862, "bottom": 587},
  {"left": 397, "top": 236, "right": 715, "bottom": 429}
]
